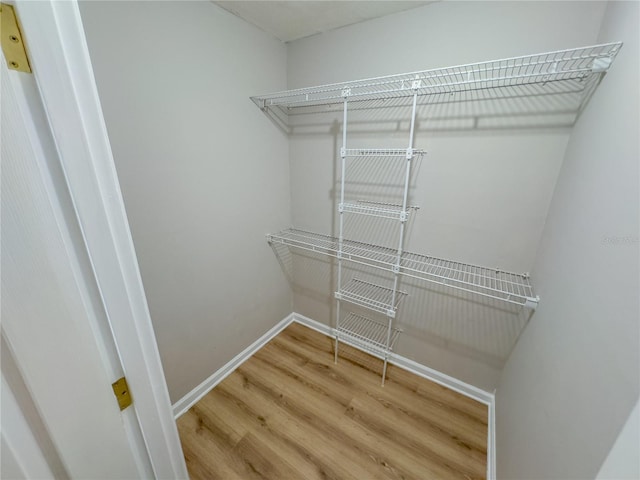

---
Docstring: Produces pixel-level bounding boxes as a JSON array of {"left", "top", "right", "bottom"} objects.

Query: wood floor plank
[
  {"left": 253, "top": 342, "right": 485, "bottom": 475},
  {"left": 177, "top": 323, "right": 488, "bottom": 479},
  {"left": 232, "top": 432, "right": 304, "bottom": 479},
  {"left": 217, "top": 368, "right": 395, "bottom": 480},
  {"left": 177, "top": 410, "right": 246, "bottom": 480},
  {"left": 281, "top": 323, "right": 487, "bottom": 423},
  {"left": 270, "top": 328, "right": 488, "bottom": 447},
  {"left": 239, "top": 356, "right": 444, "bottom": 479}
]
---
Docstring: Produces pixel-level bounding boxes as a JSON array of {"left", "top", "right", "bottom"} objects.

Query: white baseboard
[
  {"left": 293, "top": 313, "right": 493, "bottom": 404},
  {"left": 172, "top": 311, "right": 496, "bottom": 479},
  {"left": 488, "top": 391, "right": 497, "bottom": 480},
  {"left": 293, "top": 312, "right": 496, "bottom": 480},
  {"left": 172, "top": 313, "right": 295, "bottom": 418}
]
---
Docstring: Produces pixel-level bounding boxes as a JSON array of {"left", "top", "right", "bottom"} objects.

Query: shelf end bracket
[{"left": 524, "top": 296, "right": 540, "bottom": 310}]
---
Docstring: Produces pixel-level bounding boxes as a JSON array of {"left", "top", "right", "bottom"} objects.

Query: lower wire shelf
[
  {"left": 336, "top": 278, "right": 407, "bottom": 318},
  {"left": 336, "top": 313, "right": 401, "bottom": 358},
  {"left": 267, "top": 227, "right": 539, "bottom": 308}
]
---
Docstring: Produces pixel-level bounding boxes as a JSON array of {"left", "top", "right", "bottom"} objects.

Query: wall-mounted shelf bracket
[{"left": 524, "top": 296, "right": 540, "bottom": 310}]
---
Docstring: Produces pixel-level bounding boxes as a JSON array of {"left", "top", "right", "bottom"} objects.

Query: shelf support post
[
  {"left": 335, "top": 91, "right": 349, "bottom": 365},
  {"left": 389, "top": 85, "right": 419, "bottom": 313}
]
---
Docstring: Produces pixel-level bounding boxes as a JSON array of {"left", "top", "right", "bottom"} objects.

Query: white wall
[
  {"left": 597, "top": 399, "right": 640, "bottom": 480},
  {"left": 496, "top": 1, "right": 640, "bottom": 478},
  {"left": 79, "top": 1, "right": 292, "bottom": 403},
  {"left": 285, "top": 1, "right": 606, "bottom": 390}
]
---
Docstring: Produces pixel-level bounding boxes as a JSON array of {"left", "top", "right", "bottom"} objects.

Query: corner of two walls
[
  {"left": 495, "top": 1, "right": 640, "bottom": 478},
  {"left": 79, "top": 1, "right": 292, "bottom": 403},
  {"left": 284, "top": 1, "right": 607, "bottom": 392}
]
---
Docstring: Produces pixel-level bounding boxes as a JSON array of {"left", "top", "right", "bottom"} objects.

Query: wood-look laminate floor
[{"left": 177, "top": 323, "right": 488, "bottom": 479}]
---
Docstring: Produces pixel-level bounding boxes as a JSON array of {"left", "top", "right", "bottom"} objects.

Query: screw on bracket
[{"left": 406, "top": 147, "right": 413, "bottom": 160}]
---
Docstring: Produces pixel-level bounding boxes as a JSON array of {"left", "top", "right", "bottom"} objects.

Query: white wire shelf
[
  {"left": 340, "top": 201, "right": 418, "bottom": 221},
  {"left": 336, "top": 278, "right": 407, "bottom": 318},
  {"left": 267, "top": 228, "right": 539, "bottom": 308},
  {"left": 251, "top": 43, "right": 621, "bottom": 117},
  {"left": 342, "top": 148, "right": 426, "bottom": 158},
  {"left": 337, "top": 313, "right": 401, "bottom": 356}
]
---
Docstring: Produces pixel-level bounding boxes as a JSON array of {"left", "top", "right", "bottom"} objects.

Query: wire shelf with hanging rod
[
  {"left": 251, "top": 43, "right": 622, "bottom": 121},
  {"left": 267, "top": 228, "right": 538, "bottom": 308}
]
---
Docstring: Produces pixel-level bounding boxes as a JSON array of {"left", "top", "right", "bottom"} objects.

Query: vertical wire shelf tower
[{"left": 333, "top": 82, "right": 424, "bottom": 385}]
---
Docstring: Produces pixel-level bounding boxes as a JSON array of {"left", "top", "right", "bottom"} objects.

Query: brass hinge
[
  {"left": 112, "top": 377, "right": 133, "bottom": 411},
  {"left": 0, "top": 3, "right": 32, "bottom": 73}
]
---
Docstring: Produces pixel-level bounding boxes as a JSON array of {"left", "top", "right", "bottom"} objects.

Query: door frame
[{"left": 14, "top": 1, "right": 188, "bottom": 477}]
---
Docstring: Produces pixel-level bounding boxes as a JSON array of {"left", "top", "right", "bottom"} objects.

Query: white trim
[
  {"left": 293, "top": 313, "right": 493, "bottom": 404},
  {"left": 488, "top": 391, "right": 496, "bottom": 480},
  {"left": 173, "top": 310, "right": 496, "bottom": 478},
  {"left": 292, "top": 312, "right": 335, "bottom": 337},
  {"left": 293, "top": 312, "right": 496, "bottom": 479},
  {"left": 15, "top": 2, "right": 188, "bottom": 478},
  {"left": 392, "top": 351, "right": 493, "bottom": 405},
  {"left": 172, "top": 314, "right": 296, "bottom": 418}
]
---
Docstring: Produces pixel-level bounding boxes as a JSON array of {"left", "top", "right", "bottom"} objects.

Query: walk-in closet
[
  {"left": 79, "top": 1, "right": 639, "bottom": 478},
  {"left": 2, "top": 1, "right": 637, "bottom": 479}
]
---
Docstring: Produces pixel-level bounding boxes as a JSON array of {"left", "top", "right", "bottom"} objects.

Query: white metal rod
[
  {"left": 407, "top": 91, "right": 419, "bottom": 153},
  {"left": 337, "top": 98, "right": 348, "bottom": 280},
  {"left": 334, "top": 299, "right": 340, "bottom": 364},
  {"left": 383, "top": 317, "right": 394, "bottom": 378},
  {"left": 390, "top": 90, "right": 418, "bottom": 310},
  {"left": 381, "top": 356, "right": 388, "bottom": 387},
  {"left": 396, "top": 91, "right": 418, "bottom": 257},
  {"left": 335, "top": 97, "right": 348, "bottom": 365},
  {"left": 340, "top": 98, "right": 348, "bottom": 215}
]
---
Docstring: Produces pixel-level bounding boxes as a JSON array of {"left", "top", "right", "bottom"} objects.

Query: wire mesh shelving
[
  {"left": 342, "top": 148, "right": 426, "bottom": 158},
  {"left": 340, "top": 201, "right": 418, "bottom": 221},
  {"left": 267, "top": 228, "right": 538, "bottom": 308},
  {"left": 258, "top": 42, "right": 621, "bottom": 384},
  {"left": 251, "top": 43, "right": 622, "bottom": 120},
  {"left": 336, "top": 313, "right": 401, "bottom": 357},
  {"left": 336, "top": 279, "right": 407, "bottom": 317}
]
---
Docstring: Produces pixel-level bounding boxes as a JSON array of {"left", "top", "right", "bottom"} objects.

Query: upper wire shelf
[
  {"left": 267, "top": 228, "right": 538, "bottom": 308},
  {"left": 251, "top": 43, "right": 621, "bottom": 119}
]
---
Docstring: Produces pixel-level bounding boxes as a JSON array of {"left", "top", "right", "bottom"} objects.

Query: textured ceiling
[{"left": 214, "top": 1, "right": 435, "bottom": 43}]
